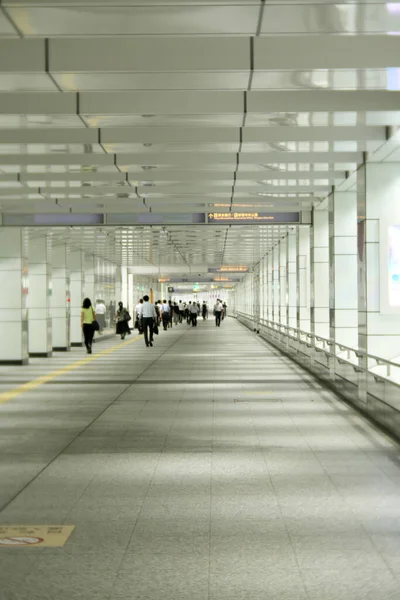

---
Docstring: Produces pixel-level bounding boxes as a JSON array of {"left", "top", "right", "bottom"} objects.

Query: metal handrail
[{"left": 235, "top": 310, "right": 400, "bottom": 383}]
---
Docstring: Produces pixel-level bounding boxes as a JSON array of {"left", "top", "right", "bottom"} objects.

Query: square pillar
[
  {"left": 329, "top": 191, "right": 358, "bottom": 349},
  {"left": 272, "top": 244, "right": 280, "bottom": 324},
  {"left": 286, "top": 230, "right": 297, "bottom": 330},
  {"left": 296, "top": 227, "right": 311, "bottom": 332},
  {"left": 52, "top": 243, "right": 70, "bottom": 351},
  {"left": 253, "top": 264, "right": 260, "bottom": 329},
  {"left": 70, "top": 250, "right": 85, "bottom": 346},
  {"left": 128, "top": 273, "right": 134, "bottom": 313},
  {"left": 0, "top": 227, "right": 29, "bottom": 365},
  {"left": 121, "top": 267, "right": 128, "bottom": 309},
  {"left": 357, "top": 163, "right": 400, "bottom": 363},
  {"left": 28, "top": 235, "right": 52, "bottom": 357},
  {"left": 279, "top": 240, "right": 287, "bottom": 326},
  {"left": 311, "top": 209, "right": 330, "bottom": 339},
  {"left": 267, "top": 252, "right": 273, "bottom": 322},
  {"left": 84, "top": 253, "right": 95, "bottom": 303},
  {"left": 260, "top": 256, "right": 266, "bottom": 321}
]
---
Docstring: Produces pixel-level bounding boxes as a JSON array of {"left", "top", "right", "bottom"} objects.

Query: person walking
[
  {"left": 140, "top": 295, "right": 157, "bottom": 347},
  {"left": 155, "top": 300, "right": 162, "bottom": 327},
  {"left": 95, "top": 299, "right": 106, "bottom": 334},
  {"left": 179, "top": 300, "right": 184, "bottom": 323},
  {"left": 187, "top": 301, "right": 192, "bottom": 324},
  {"left": 168, "top": 300, "right": 174, "bottom": 328},
  {"left": 183, "top": 302, "right": 188, "bottom": 323},
  {"left": 173, "top": 302, "right": 180, "bottom": 325},
  {"left": 190, "top": 301, "right": 198, "bottom": 327},
  {"left": 214, "top": 299, "right": 223, "bottom": 327},
  {"left": 135, "top": 298, "right": 144, "bottom": 333},
  {"left": 161, "top": 299, "right": 170, "bottom": 331},
  {"left": 222, "top": 302, "right": 227, "bottom": 320},
  {"left": 81, "top": 297, "right": 96, "bottom": 354},
  {"left": 115, "top": 301, "right": 130, "bottom": 340},
  {"left": 202, "top": 301, "right": 208, "bottom": 320}
]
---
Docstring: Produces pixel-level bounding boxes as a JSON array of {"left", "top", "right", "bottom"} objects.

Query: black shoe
[
  {"left": 146, "top": 343, "right": 149, "bottom": 347},
  {"left": 150, "top": 342, "right": 153, "bottom": 347},
  {"left": 88, "top": 347, "right": 92, "bottom": 354}
]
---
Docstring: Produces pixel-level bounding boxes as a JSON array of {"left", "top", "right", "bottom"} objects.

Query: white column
[
  {"left": 128, "top": 273, "right": 134, "bottom": 313},
  {"left": 115, "top": 266, "right": 122, "bottom": 304},
  {"left": 260, "top": 256, "right": 266, "bottom": 321},
  {"left": 311, "top": 209, "right": 330, "bottom": 339},
  {"left": 279, "top": 240, "right": 287, "bottom": 326},
  {"left": 115, "top": 265, "right": 122, "bottom": 326},
  {"left": 84, "top": 253, "right": 95, "bottom": 301},
  {"left": 70, "top": 250, "right": 85, "bottom": 346},
  {"left": 28, "top": 235, "right": 52, "bottom": 357},
  {"left": 253, "top": 263, "right": 260, "bottom": 329},
  {"left": 272, "top": 244, "right": 280, "bottom": 323},
  {"left": 0, "top": 227, "right": 29, "bottom": 364},
  {"left": 286, "top": 230, "right": 297, "bottom": 329},
  {"left": 267, "top": 252, "right": 273, "bottom": 322},
  {"left": 121, "top": 266, "right": 128, "bottom": 308},
  {"left": 94, "top": 257, "right": 102, "bottom": 307},
  {"left": 357, "top": 163, "right": 400, "bottom": 361},
  {"left": 297, "top": 227, "right": 311, "bottom": 332},
  {"left": 329, "top": 191, "right": 358, "bottom": 349},
  {"left": 52, "top": 243, "right": 70, "bottom": 351}
]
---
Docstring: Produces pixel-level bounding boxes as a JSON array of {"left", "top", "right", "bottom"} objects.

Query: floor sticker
[{"left": 0, "top": 525, "right": 75, "bottom": 548}]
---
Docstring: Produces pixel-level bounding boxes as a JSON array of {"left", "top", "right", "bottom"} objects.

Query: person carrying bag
[
  {"left": 81, "top": 297, "right": 97, "bottom": 354},
  {"left": 116, "top": 301, "right": 131, "bottom": 340}
]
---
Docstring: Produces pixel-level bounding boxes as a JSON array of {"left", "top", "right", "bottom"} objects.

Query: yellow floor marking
[{"left": 0, "top": 335, "right": 142, "bottom": 405}]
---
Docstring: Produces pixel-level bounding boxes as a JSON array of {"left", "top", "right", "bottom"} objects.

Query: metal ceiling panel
[
  {"left": 53, "top": 72, "right": 250, "bottom": 92},
  {"left": 260, "top": 4, "right": 398, "bottom": 34},
  {"left": 0, "top": 114, "right": 83, "bottom": 128},
  {"left": 0, "top": 39, "right": 45, "bottom": 71},
  {"left": 251, "top": 69, "right": 389, "bottom": 91},
  {"left": 0, "top": 92, "right": 77, "bottom": 114},
  {"left": 247, "top": 91, "right": 400, "bottom": 113},
  {"left": 0, "top": 74, "right": 58, "bottom": 92},
  {"left": 80, "top": 91, "right": 244, "bottom": 115},
  {"left": 0, "top": 11, "right": 18, "bottom": 35},
  {"left": 49, "top": 38, "right": 251, "bottom": 72},
  {"left": 7, "top": 6, "right": 260, "bottom": 35},
  {"left": 83, "top": 114, "right": 245, "bottom": 128},
  {"left": 254, "top": 36, "right": 400, "bottom": 70}
]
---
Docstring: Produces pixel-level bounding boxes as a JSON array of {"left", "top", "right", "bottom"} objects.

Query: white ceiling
[{"left": 0, "top": 0, "right": 400, "bottom": 272}]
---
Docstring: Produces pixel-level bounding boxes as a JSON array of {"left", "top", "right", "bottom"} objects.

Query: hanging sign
[
  {"left": 208, "top": 267, "right": 248, "bottom": 273},
  {"left": 207, "top": 212, "right": 300, "bottom": 224}
]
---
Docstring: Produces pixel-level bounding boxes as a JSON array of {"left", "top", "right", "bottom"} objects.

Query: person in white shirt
[
  {"left": 135, "top": 299, "right": 143, "bottom": 318},
  {"left": 135, "top": 298, "right": 144, "bottom": 333},
  {"left": 95, "top": 299, "right": 106, "bottom": 333},
  {"left": 161, "top": 299, "right": 170, "bottom": 331},
  {"left": 139, "top": 295, "right": 157, "bottom": 347},
  {"left": 214, "top": 299, "right": 223, "bottom": 327},
  {"left": 189, "top": 301, "right": 199, "bottom": 327}
]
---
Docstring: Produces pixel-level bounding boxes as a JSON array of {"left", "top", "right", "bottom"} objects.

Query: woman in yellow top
[{"left": 81, "top": 297, "right": 96, "bottom": 354}]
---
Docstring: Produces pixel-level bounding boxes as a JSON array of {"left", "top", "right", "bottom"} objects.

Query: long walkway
[{"left": 1, "top": 318, "right": 400, "bottom": 599}]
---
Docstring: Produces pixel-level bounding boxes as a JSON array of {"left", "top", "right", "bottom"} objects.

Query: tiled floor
[{"left": 2, "top": 318, "right": 400, "bottom": 599}]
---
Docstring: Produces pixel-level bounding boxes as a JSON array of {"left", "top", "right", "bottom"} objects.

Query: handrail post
[{"left": 358, "top": 350, "right": 368, "bottom": 405}]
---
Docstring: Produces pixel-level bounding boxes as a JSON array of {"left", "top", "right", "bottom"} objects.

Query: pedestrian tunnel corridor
[{"left": 1, "top": 318, "right": 400, "bottom": 600}]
